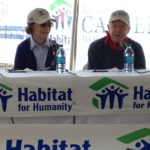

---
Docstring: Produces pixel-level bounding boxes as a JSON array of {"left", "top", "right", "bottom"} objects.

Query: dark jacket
[
  {"left": 87, "top": 37, "right": 146, "bottom": 70},
  {"left": 14, "top": 38, "right": 56, "bottom": 70}
]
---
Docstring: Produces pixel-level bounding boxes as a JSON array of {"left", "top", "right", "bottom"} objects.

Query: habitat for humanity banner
[
  {"left": 74, "top": 74, "right": 150, "bottom": 116},
  {"left": 0, "top": 124, "right": 149, "bottom": 150},
  {"left": 0, "top": 72, "right": 150, "bottom": 117},
  {"left": 0, "top": 75, "right": 75, "bottom": 117}
]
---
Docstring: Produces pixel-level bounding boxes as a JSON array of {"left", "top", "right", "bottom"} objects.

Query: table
[
  {"left": 0, "top": 69, "right": 149, "bottom": 124},
  {"left": 75, "top": 70, "right": 150, "bottom": 123},
  {"left": 0, "top": 70, "right": 75, "bottom": 124}
]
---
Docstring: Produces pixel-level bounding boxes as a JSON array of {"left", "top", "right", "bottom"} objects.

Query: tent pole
[{"left": 69, "top": 0, "right": 79, "bottom": 70}]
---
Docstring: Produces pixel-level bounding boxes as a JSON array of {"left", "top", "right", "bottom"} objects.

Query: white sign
[
  {"left": 0, "top": 71, "right": 150, "bottom": 117},
  {"left": 0, "top": 124, "right": 149, "bottom": 149}
]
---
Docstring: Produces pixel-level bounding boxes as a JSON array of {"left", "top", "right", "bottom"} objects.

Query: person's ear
[
  {"left": 107, "top": 24, "right": 110, "bottom": 30},
  {"left": 127, "top": 27, "right": 130, "bottom": 34}
]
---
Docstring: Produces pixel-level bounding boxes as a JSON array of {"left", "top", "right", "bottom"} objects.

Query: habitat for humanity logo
[
  {"left": 0, "top": 83, "right": 13, "bottom": 112},
  {"left": 89, "top": 77, "right": 129, "bottom": 109},
  {"left": 117, "top": 128, "right": 150, "bottom": 150},
  {"left": 49, "top": 0, "right": 73, "bottom": 30}
]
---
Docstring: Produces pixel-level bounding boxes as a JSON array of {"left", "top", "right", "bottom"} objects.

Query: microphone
[
  {"left": 119, "top": 41, "right": 128, "bottom": 50},
  {"left": 50, "top": 40, "right": 58, "bottom": 69},
  {"left": 50, "top": 40, "right": 58, "bottom": 55}
]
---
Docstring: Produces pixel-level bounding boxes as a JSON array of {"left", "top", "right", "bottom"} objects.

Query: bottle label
[
  {"left": 124, "top": 56, "right": 134, "bottom": 63},
  {"left": 56, "top": 57, "right": 65, "bottom": 64}
]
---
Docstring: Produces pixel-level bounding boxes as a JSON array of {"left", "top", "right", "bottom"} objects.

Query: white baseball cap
[
  {"left": 27, "top": 8, "right": 55, "bottom": 24},
  {"left": 109, "top": 10, "right": 130, "bottom": 26}
]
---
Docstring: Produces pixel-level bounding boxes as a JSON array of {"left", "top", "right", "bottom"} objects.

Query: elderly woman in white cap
[
  {"left": 87, "top": 10, "right": 146, "bottom": 70},
  {"left": 14, "top": 8, "right": 56, "bottom": 71}
]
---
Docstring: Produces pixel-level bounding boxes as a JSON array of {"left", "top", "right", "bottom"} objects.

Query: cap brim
[
  {"left": 110, "top": 18, "right": 129, "bottom": 26},
  {"left": 51, "top": 18, "right": 56, "bottom": 22}
]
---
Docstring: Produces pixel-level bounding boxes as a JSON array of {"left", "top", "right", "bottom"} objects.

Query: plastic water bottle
[
  {"left": 124, "top": 44, "right": 134, "bottom": 72},
  {"left": 56, "top": 46, "right": 66, "bottom": 73}
]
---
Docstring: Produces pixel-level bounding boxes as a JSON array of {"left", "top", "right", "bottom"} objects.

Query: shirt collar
[{"left": 30, "top": 36, "right": 50, "bottom": 50}]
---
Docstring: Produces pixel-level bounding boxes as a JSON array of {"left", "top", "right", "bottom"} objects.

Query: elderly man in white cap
[
  {"left": 87, "top": 10, "right": 146, "bottom": 70},
  {"left": 14, "top": 8, "right": 57, "bottom": 71}
]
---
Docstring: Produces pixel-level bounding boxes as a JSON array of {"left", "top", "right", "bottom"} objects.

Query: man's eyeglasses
[{"left": 40, "top": 22, "right": 52, "bottom": 28}]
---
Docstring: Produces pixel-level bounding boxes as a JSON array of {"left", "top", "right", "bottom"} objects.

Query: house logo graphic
[
  {"left": 50, "top": 0, "right": 72, "bottom": 11},
  {"left": 49, "top": 0, "right": 73, "bottom": 30},
  {"left": 89, "top": 77, "right": 129, "bottom": 109},
  {"left": 0, "top": 83, "right": 13, "bottom": 112},
  {"left": 117, "top": 128, "right": 150, "bottom": 149}
]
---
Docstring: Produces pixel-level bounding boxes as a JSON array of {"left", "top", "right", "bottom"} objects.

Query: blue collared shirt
[{"left": 30, "top": 36, "right": 50, "bottom": 70}]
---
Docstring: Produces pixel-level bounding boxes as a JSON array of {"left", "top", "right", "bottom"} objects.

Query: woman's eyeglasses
[{"left": 40, "top": 22, "right": 52, "bottom": 28}]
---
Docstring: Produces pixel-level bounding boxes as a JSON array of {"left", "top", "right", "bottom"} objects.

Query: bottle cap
[
  {"left": 59, "top": 44, "right": 63, "bottom": 47},
  {"left": 127, "top": 43, "right": 132, "bottom": 47}
]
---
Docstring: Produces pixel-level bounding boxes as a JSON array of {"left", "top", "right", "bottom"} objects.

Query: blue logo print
[
  {"left": 127, "top": 140, "right": 150, "bottom": 150},
  {"left": 89, "top": 77, "right": 129, "bottom": 109},
  {"left": 0, "top": 83, "right": 13, "bottom": 112},
  {"left": 117, "top": 128, "right": 150, "bottom": 150}
]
